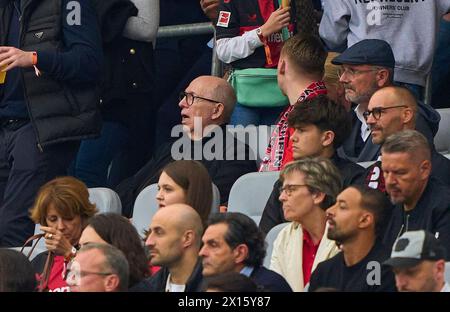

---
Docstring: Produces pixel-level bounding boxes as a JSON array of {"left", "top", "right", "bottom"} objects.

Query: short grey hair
[
  {"left": 79, "top": 243, "right": 130, "bottom": 291},
  {"left": 280, "top": 157, "right": 343, "bottom": 209},
  {"left": 381, "top": 130, "right": 431, "bottom": 161}
]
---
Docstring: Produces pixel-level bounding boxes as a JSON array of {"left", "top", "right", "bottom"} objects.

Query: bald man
[
  {"left": 140, "top": 204, "right": 205, "bottom": 292},
  {"left": 116, "top": 76, "right": 257, "bottom": 217},
  {"left": 363, "top": 86, "right": 450, "bottom": 191}
]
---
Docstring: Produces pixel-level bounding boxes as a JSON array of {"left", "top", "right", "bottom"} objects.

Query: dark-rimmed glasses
[
  {"left": 179, "top": 91, "right": 221, "bottom": 106},
  {"left": 363, "top": 105, "right": 408, "bottom": 120}
]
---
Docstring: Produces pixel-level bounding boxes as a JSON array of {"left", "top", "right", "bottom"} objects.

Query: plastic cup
[
  {"left": 282, "top": 0, "right": 290, "bottom": 8},
  {"left": 0, "top": 66, "right": 6, "bottom": 85}
]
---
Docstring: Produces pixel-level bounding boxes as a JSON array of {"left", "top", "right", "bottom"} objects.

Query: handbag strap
[
  {"left": 38, "top": 251, "right": 55, "bottom": 292},
  {"left": 21, "top": 233, "right": 45, "bottom": 259}
]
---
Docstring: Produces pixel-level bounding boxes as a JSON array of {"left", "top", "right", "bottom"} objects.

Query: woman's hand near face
[{"left": 40, "top": 225, "right": 73, "bottom": 257}]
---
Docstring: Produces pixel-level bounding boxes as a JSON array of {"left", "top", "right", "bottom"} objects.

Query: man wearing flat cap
[
  {"left": 332, "top": 39, "right": 440, "bottom": 163},
  {"left": 385, "top": 230, "right": 450, "bottom": 292}
]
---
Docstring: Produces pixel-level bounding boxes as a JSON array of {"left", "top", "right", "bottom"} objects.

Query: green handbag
[{"left": 228, "top": 68, "right": 289, "bottom": 108}]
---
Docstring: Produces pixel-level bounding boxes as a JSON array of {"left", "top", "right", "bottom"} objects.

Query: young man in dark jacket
[
  {"left": 259, "top": 96, "right": 365, "bottom": 235},
  {"left": 0, "top": 0, "right": 102, "bottom": 247}
]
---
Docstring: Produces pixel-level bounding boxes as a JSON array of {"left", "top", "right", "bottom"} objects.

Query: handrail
[
  {"left": 156, "top": 22, "right": 214, "bottom": 39},
  {"left": 156, "top": 22, "right": 222, "bottom": 77}
]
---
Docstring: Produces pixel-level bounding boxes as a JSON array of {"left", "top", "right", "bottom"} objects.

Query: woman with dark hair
[
  {"left": 0, "top": 249, "right": 36, "bottom": 292},
  {"left": 30, "top": 177, "right": 97, "bottom": 292},
  {"left": 79, "top": 213, "right": 150, "bottom": 290},
  {"left": 156, "top": 160, "right": 213, "bottom": 226}
]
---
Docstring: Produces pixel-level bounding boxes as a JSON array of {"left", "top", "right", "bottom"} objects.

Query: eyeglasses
[
  {"left": 337, "top": 67, "right": 379, "bottom": 79},
  {"left": 279, "top": 184, "right": 309, "bottom": 196},
  {"left": 64, "top": 261, "right": 113, "bottom": 284},
  {"left": 363, "top": 105, "right": 408, "bottom": 120},
  {"left": 179, "top": 91, "right": 221, "bottom": 106}
]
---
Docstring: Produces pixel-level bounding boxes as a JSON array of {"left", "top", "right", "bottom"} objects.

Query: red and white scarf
[{"left": 259, "top": 81, "right": 327, "bottom": 172}]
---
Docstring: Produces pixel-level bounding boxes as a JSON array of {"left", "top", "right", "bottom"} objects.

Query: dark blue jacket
[{"left": 250, "top": 266, "right": 292, "bottom": 292}]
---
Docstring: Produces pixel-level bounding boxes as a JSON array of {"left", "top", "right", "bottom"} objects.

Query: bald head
[
  {"left": 153, "top": 204, "right": 204, "bottom": 245},
  {"left": 192, "top": 76, "right": 236, "bottom": 123},
  {"left": 367, "top": 86, "right": 418, "bottom": 145},
  {"left": 371, "top": 86, "right": 418, "bottom": 126}
]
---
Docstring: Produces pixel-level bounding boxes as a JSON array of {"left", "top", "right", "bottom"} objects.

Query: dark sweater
[
  {"left": 382, "top": 177, "right": 450, "bottom": 259},
  {"left": 132, "top": 259, "right": 204, "bottom": 292},
  {"left": 309, "top": 240, "right": 396, "bottom": 292},
  {"left": 116, "top": 125, "right": 257, "bottom": 217}
]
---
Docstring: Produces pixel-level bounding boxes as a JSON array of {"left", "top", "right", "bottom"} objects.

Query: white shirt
[
  {"left": 441, "top": 283, "right": 450, "bottom": 292},
  {"left": 354, "top": 105, "right": 371, "bottom": 142},
  {"left": 216, "top": 30, "right": 263, "bottom": 64},
  {"left": 165, "top": 274, "right": 186, "bottom": 292}
]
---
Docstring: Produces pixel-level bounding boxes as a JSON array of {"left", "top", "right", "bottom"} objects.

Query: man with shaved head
[
  {"left": 141, "top": 204, "right": 205, "bottom": 292},
  {"left": 116, "top": 76, "right": 257, "bottom": 217},
  {"left": 363, "top": 86, "right": 450, "bottom": 191},
  {"left": 381, "top": 130, "right": 450, "bottom": 258}
]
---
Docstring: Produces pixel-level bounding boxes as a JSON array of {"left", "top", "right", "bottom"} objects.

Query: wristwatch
[{"left": 256, "top": 27, "right": 265, "bottom": 43}]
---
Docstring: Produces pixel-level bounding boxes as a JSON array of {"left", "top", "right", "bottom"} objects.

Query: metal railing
[{"left": 156, "top": 22, "right": 222, "bottom": 77}]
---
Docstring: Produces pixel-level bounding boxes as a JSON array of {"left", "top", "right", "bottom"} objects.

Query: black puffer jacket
[{"left": 0, "top": 0, "right": 102, "bottom": 149}]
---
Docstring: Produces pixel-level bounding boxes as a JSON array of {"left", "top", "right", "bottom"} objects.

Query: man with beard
[
  {"left": 380, "top": 130, "right": 450, "bottom": 258},
  {"left": 142, "top": 204, "right": 204, "bottom": 292},
  {"left": 363, "top": 86, "right": 450, "bottom": 191},
  {"left": 308, "top": 185, "right": 396, "bottom": 292},
  {"left": 331, "top": 39, "right": 439, "bottom": 162}
]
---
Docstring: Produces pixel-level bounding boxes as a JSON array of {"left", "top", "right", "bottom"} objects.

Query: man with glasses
[
  {"left": 363, "top": 86, "right": 450, "bottom": 191},
  {"left": 67, "top": 243, "right": 129, "bottom": 292},
  {"left": 331, "top": 39, "right": 439, "bottom": 163},
  {"left": 380, "top": 130, "right": 450, "bottom": 258},
  {"left": 116, "top": 75, "right": 256, "bottom": 217}
]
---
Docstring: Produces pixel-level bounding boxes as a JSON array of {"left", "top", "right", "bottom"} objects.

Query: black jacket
[
  {"left": 116, "top": 125, "right": 257, "bottom": 217},
  {"left": 250, "top": 266, "right": 292, "bottom": 292},
  {"left": 92, "top": 0, "right": 155, "bottom": 123},
  {"left": 133, "top": 259, "right": 204, "bottom": 292},
  {"left": 259, "top": 153, "right": 365, "bottom": 235},
  {"left": 382, "top": 177, "right": 450, "bottom": 260},
  {"left": 0, "top": 0, "right": 102, "bottom": 148}
]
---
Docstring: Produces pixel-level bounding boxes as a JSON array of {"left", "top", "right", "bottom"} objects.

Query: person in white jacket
[{"left": 270, "top": 157, "right": 342, "bottom": 291}]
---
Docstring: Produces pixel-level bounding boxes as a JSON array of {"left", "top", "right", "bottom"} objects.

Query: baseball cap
[
  {"left": 384, "top": 230, "right": 446, "bottom": 268},
  {"left": 332, "top": 39, "right": 395, "bottom": 68}
]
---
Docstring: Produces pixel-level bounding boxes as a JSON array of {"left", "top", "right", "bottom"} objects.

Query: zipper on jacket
[{"left": 17, "top": 3, "right": 45, "bottom": 152}]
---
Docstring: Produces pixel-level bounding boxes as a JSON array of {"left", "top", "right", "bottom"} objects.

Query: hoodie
[{"left": 319, "top": 0, "right": 450, "bottom": 86}]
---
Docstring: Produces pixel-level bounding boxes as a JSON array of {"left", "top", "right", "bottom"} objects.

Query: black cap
[
  {"left": 332, "top": 39, "right": 395, "bottom": 68},
  {"left": 384, "top": 230, "right": 447, "bottom": 268}
]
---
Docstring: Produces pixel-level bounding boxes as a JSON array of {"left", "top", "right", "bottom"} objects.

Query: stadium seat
[
  {"left": 211, "top": 183, "right": 221, "bottom": 214},
  {"left": 263, "top": 222, "right": 289, "bottom": 268},
  {"left": 131, "top": 184, "right": 159, "bottom": 237},
  {"left": 228, "top": 125, "right": 274, "bottom": 167},
  {"left": 435, "top": 108, "right": 450, "bottom": 157},
  {"left": 227, "top": 171, "right": 280, "bottom": 225},
  {"left": 88, "top": 187, "right": 122, "bottom": 214},
  {"left": 132, "top": 183, "right": 221, "bottom": 237}
]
